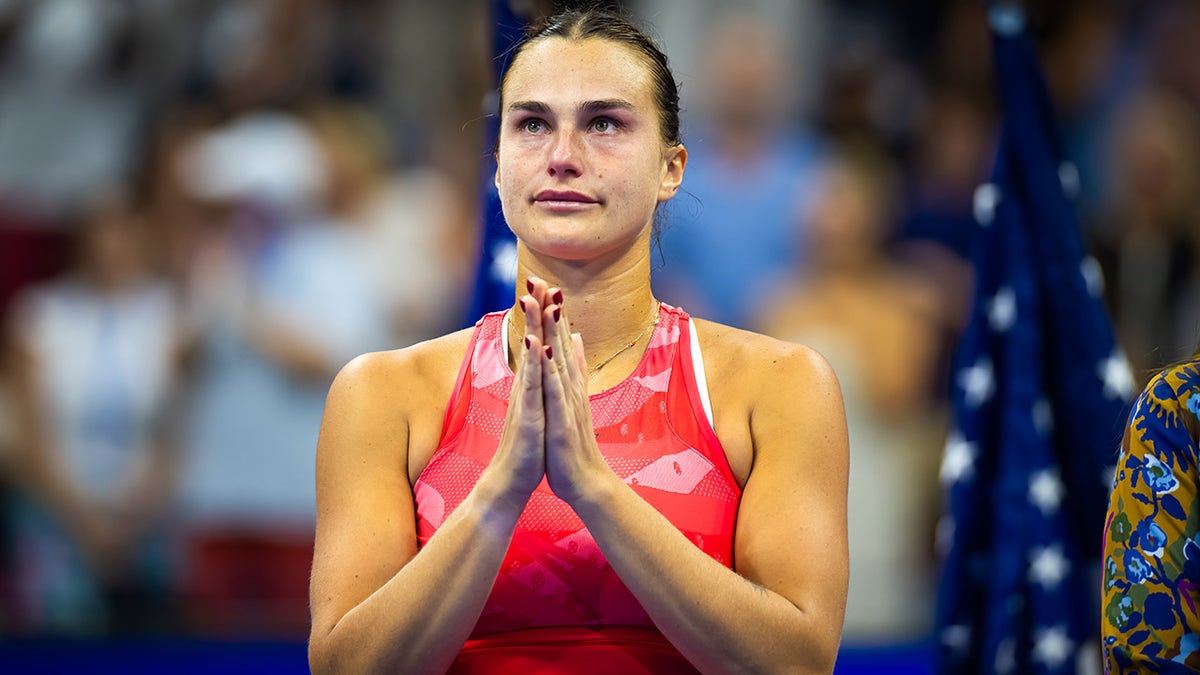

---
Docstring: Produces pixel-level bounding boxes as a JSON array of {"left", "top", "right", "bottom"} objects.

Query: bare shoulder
[
  {"left": 688, "top": 318, "right": 845, "bottom": 483},
  {"left": 339, "top": 327, "right": 472, "bottom": 389},
  {"left": 690, "top": 317, "right": 840, "bottom": 396},
  {"left": 320, "top": 327, "right": 475, "bottom": 474},
  {"left": 330, "top": 328, "right": 473, "bottom": 409}
]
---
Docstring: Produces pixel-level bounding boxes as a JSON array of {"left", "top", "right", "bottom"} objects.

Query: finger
[
  {"left": 543, "top": 301, "right": 579, "bottom": 395},
  {"left": 571, "top": 332, "right": 587, "bottom": 375},
  {"left": 503, "top": 332, "right": 544, "bottom": 463},
  {"left": 521, "top": 295, "right": 544, "bottom": 343},
  {"left": 551, "top": 302, "right": 584, "bottom": 396},
  {"left": 540, "top": 342, "right": 573, "bottom": 448},
  {"left": 520, "top": 334, "right": 544, "bottom": 425},
  {"left": 567, "top": 332, "right": 596, "bottom": 435},
  {"left": 527, "top": 277, "right": 552, "bottom": 309},
  {"left": 504, "top": 330, "right": 538, "bottom": 422},
  {"left": 545, "top": 310, "right": 590, "bottom": 432},
  {"left": 497, "top": 332, "right": 545, "bottom": 492}
]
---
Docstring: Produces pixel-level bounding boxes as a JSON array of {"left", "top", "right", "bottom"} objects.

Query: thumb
[{"left": 571, "top": 332, "right": 587, "bottom": 374}]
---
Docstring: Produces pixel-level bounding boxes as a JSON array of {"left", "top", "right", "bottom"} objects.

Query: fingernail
[
  {"left": 552, "top": 307, "right": 561, "bottom": 323},
  {"left": 552, "top": 289, "right": 563, "bottom": 305},
  {"left": 544, "top": 345, "right": 554, "bottom": 359},
  {"left": 524, "top": 336, "right": 531, "bottom": 350},
  {"left": 526, "top": 278, "right": 535, "bottom": 294}
]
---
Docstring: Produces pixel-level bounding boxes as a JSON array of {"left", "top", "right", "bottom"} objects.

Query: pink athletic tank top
[{"left": 414, "top": 303, "right": 740, "bottom": 673}]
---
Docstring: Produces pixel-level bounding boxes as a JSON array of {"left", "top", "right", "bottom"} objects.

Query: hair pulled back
[{"left": 499, "top": 7, "right": 682, "bottom": 148}]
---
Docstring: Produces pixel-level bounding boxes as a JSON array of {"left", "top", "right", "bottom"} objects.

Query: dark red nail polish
[
  {"left": 527, "top": 279, "right": 535, "bottom": 294},
  {"left": 552, "top": 307, "right": 561, "bottom": 322},
  {"left": 552, "top": 289, "right": 563, "bottom": 305},
  {"left": 524, "top": 336, "right": 531, "bottom": 350},
  {"left": 545, "top": 345, "right": 554, "bottom": 359}
]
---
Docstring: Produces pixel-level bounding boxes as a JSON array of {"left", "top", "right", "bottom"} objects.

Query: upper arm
[
  {"left": 309, "top": 351, "right": 421, "bottom": 640},
  {"left": 1103, "top": 373, "right": 1200, "bottom": 670},
  {"left": 733, "top": 341, "right": 849, "bottom": 638}
]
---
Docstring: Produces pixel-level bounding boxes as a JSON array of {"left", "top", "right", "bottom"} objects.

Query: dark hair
[{"left": 498, "top": 7, "right": 682, "bottom": 148}]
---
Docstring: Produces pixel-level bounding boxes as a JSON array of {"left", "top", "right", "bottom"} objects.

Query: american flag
[
  {"left": 466, "top": 0, "right": 528, "bottom": 321},
  {"left": 934, "top": 3, "right": 1135, "bottom": 673}
]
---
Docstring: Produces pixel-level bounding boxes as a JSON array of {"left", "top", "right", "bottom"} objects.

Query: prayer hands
[{"left": 496, "top": 276, "right": 609, "bottom": 507}]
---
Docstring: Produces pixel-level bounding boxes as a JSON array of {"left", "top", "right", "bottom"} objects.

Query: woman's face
[{"left": 495, "top": 37, "right": 685, "bottom": 261}]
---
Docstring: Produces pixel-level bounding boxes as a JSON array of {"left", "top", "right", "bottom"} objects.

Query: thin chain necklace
[
  {"left": 587, "top": 302, "right": 660, "bottom": 376},
  {"left": 506, "top": 301, "right": 661, "bottom": 376}
]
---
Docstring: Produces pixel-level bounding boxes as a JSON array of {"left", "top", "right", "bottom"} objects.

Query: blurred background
[{"left": 0, "top": 0, "right": 1194, "bottom": 670}]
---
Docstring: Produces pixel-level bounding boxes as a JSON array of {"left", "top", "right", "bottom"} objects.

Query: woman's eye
[
  {"left": 521, "top": 119, "right": 546, "bottom": 133},
  {"left": 591, "top": 118, "right": 614, "bottom": 133}
]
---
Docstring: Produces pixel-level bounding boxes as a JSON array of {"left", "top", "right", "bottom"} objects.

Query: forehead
[{"left": 503, "top": 37, "right": 656, "bottom": 109}]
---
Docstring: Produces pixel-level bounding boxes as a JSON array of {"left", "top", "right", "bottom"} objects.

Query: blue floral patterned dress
[{"left": 1103, "top": 359, "right": 1200, "bottom": 672}]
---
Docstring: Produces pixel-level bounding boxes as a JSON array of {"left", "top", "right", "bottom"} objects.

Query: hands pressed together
[{"left": 491, "top": 277, "right": 614, "bottom": 509}]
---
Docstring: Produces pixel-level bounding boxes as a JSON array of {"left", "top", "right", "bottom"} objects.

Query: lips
[{"left": 534, "top": 189, "right": 598, "bottom": 204}]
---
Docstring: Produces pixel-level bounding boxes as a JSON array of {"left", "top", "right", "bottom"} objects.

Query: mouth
[{"left": 534, "top": 190, "right": 599, "bottom": 209}]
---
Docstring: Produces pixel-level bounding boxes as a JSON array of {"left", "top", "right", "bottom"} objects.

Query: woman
[
  {"left": 5, "top": 192, "right": 184, "bottom": 633},
  {"left": 308, "top": 8, "right": 849, "bottom": 673},
  {"left": 1102, "top": 352, "right": 1200, "bottom": 671}
]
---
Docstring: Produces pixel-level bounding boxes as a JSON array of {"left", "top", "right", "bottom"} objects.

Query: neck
[{"left": 510, "top": 239, "right": 659, "bottom": 380}]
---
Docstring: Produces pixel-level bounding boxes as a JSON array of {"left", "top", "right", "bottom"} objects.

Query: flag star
[
  {"left": 489, "top": 240, "right": 518, "bottom": 284},
  {"left": 941, "top": 433, "right": 977, "bottom": 485},
  {"left": 973, "top": 183, "right": 1002, "bottom": 227},
  {"left": 994, "top": 637, "right": 1016, "bottom": 674},
  {"left": 1029, "top": 544, "right": 1071, "bottom": 589},
  {"left": 1098, "top": 350, "right": 1134, "bottom": 401},
  {"left": 988, "top": 2, "right": 1026, "bottom": 37},
  {"left": 1076, "top": 639, "right": 1100, "bottom": 675},
  {"left": 941, "top": 624, "right": 971, "bottom": 655},
  {"left": 1059, "top": 161, "right": 1080, "bottom": 199},
  {"left": 1080, "top": 256, "right": 1104, "bottom": 298},
  {"left": 988, "top": 286, "right": 1017, "bottom": 332},
  {"left": 958, "top": 357, "right": 995, "bottom": 407},
  {"left": 1032, "top": 626, "right": 1074, "bottom": 669},
  {"left": 1032, "top": 397, "right": 1053, "bottom": 436},
  {"left": 1029, "top": 468, "right": 1064, "bottom": 515}
]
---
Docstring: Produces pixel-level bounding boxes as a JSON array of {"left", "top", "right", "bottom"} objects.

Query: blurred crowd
[{"left": 0, "top": 0, "right": 1195, "bottom": 648}]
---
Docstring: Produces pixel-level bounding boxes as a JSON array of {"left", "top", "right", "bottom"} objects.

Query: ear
[
  {"left": 494, "top": 162, "right": 502, "bottom": 192},
  {"left": 657, "top": 144, "right": 687, "bottom": 202}
]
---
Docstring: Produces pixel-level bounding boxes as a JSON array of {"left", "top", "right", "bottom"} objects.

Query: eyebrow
[{"left": 506, "top": 99, "right": 637, "bottom": 115}]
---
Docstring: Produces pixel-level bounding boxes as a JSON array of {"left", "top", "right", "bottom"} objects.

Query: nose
[{"left": 547, "top": 129, "right": 583, "bottom": 178}]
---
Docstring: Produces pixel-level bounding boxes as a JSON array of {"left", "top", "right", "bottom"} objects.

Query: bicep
[
  {"left": 733, "top": 347, "right": 849, "bottom": 622},
  {"left": 309, "top": 355, "right": 419, "bottom": 637}
]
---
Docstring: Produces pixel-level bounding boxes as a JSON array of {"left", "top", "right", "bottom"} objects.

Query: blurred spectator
[
  {"left": 892, "top": 86, "right": 990, "bottom": 364},
  {"left": 1093, "top": 87, "right": 1200, "bottom": 377},
  {"left": 173, "top": 103, "right": 467, "bottom": 637},
  {"left": 895, "top": 87, "right": 992, "bottom": 262},
  {"left": 3, "top": 191, "right": 186, "bottom": 635},
  {"left": 0, "top": 0, "right": 144, "bottom": 222},
  {"left": 755, "top": 148, "right": 948, "bottom": 643},
  {"left": 652, "top": 9, "right": 826, "bottom": 328},
  {"left": 1143, "top": 0, "right": 1200, "bottom": 114},
  {"left": 191, "top": 0, "right": 335, "bottom": 115},
  {"left": 303, "top": 102, "right": 472, "bottom": 346}
]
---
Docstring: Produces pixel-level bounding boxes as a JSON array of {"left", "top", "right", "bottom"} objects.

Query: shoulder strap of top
[
  {"left": 687, "top": 317, "right": 715, "bottom": 427},
  {"left": 671, "top": 309, "right": 727, "bottom": 473},
  {"left": 436, "top": 312, "right": 503, "bottom": 446}
]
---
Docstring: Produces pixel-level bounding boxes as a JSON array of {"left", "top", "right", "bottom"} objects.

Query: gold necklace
[
  {"left": 506, "top": 302, "right": 661, "bottom": 376},
  {"left": 587, "top": 303, "right": 661, "bottom": 376}
]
